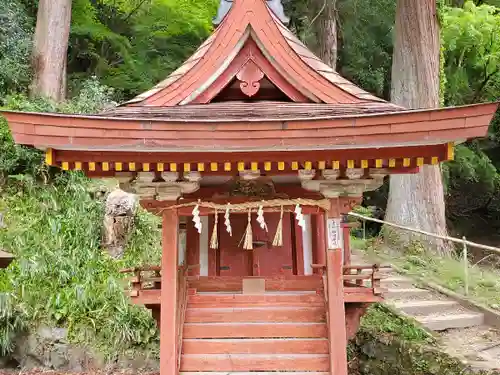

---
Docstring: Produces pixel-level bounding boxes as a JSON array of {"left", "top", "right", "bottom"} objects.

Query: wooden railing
[
  {"left": 176, "top": 263, "right": 189, "bottom": 373},
  {"left": 120, "top": 265, "right": 162, "bottom": 294},
  {"left": 120, "top": 263, "right": 195, "bottom": 374},
  {"left": 343, "top": 264, "right": 391, "bottom": 295},
  {"left": 312, "top": 263, "right": 391, "bottom": 295}
]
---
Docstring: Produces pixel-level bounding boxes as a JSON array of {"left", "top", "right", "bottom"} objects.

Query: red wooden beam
[{"left": 54, "top": 144, "right": 447, "bottom": 164}]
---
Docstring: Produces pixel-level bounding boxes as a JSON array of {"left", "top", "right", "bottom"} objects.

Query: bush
[
  {"left": 0, "top": 174, "right": 161, "bottom": 356},
  {"left": 0, "top": 293, "right": 28, "bottom": 356}
]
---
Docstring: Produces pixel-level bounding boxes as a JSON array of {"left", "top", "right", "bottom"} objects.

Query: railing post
[
  {"left": 362, "top": 219, "right": 366, "bottom": 241},
  {"left": 462, "top": 236, "right": 469, "bottom": 296}
]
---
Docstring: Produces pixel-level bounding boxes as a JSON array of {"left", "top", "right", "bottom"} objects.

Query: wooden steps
[
  {"left": 187, "top": 292, "right": 324, "bottom": 307},
  {"left": 185, "top": 306, "right": 326, "bottom": 322},
  {"left": 180, "top": 291, "right": 329, "bottom": 373},
  {"left": 183, "top": 338, "right": 329, "bottom": 354},
  {"left": 184, "top": 322, "right": 327, "bottom": 338},
  {"left": 181, "top": 354, "right": 330, "bottom": 372}
]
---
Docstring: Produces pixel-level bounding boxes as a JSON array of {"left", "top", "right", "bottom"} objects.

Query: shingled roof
[
  {"left": 120, "top": 0, "right": 397, "bottom": 110},
  {"left": 0, "top": 0, "right": 497, "bottom": 157}
]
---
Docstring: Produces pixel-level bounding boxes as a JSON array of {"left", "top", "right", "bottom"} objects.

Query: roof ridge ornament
[{"left": 213, "top": 0, "right": 289, "bottom": 26}]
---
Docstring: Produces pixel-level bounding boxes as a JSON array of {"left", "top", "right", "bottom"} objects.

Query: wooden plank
[
  {"left": 186, "top": 220, "right": 200, "bottom": 277},
  {"left": 343, "top": 264, "right": 391, "bottom": 270},
  {"left": 313, "top": 213, "right": 326, "bottom": 275},
  {"left": 160, "top": 210, "right": 179, "bottom": 375},
  {"left": 343, "top": 272, "right": 387, "bottom": 281},
  {"left": 183, "top": 322, "right": 327, "bottom": 338},
  {"left": 180, "top": 353, "right": 330, "bottom": 372},
  {"left": 344, "top": 291, "right": 383, "bottom": 303},
  {"left": 185, "top": 306, "right": 326, "bottom": 323},
  {"left": 187, "top": 275, "right": 323, "bottom": 292},
  {"left": 187, "top": 293, "right": 324, "bottom": 307},
  {"left": 293, "top": 215, "right": 305, "bottom": 275},
  {"left": 182, "top": 338, "right": 329, "bottom": 354},
  {"left": 130, "top": 289, "right": 161, "bottom": 305}
]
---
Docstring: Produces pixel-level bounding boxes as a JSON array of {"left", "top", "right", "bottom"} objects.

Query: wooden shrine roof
[
  {"left": 2, "top": 102, "right": 497, "bottom": 152},
  {"left": 122, "top": 0, "right": 394, "bottom": 107},
  {"left": 0, "top": 0, "right": 498, "bottom": 162},
  {"left": 101, "top": 102, "right": 403, "bottom": 120}
]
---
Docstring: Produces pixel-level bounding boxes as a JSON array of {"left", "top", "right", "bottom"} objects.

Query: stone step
[
  {"left": 182, "top": 338, "right": 329, "bottom": 354},
  {"left": 385, "top": 287, "right": 431, "bottom": 299},
  {"left": 416, "top": 313, "right": 484, "bottom": 331},
  {"left": 381, "top": 276, "right": 414, "bottom": 288},
  {"left": 180, "top": 354, "right": 330, "bottom": 372},
  {"left": 393, "top": 300, "right": 459, "bottom": 315}
]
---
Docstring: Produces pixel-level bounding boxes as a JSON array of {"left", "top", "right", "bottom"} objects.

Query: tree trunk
[
  {"left": 385, "top": 0, "right": 450, "bottom": 256},
  {"left": 312, "top": 0, "right": 337, "bottom": 69},
  {"left": 30, "top": 0, "right": 72, "bottom": 101}
]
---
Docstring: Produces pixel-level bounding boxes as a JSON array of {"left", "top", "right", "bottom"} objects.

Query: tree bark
[
  {"left": 312, "top": 0, "right": 337, "bottom": 69},
  {"left": 385, "top": 0, "right": 450, "bottom": 256},
  {"left": 30, "top": 0, "right": 72, "bottom": 101}
]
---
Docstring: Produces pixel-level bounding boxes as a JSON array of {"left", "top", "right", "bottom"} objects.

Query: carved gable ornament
[{"left": 236, "top": 60, "right": 265, "bottom": 97}]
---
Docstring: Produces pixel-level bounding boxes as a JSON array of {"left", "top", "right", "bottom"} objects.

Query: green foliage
[
  {"left": 0, "top": 77, "right": 115, "bottom": 180},
  {"left": 337, "top": 0, "right": 395, "bottom": 99},
  {"left": 68, "top": 0, "right": 218, "bottom": 99},
  {"left": 0, "top": 293, "right": 28, "bottom": 356},
  {"left": 0, "top": 0, "right": 33, "bottom": 96},
  {"left": 442, "top": 1, "right": 500, "bottom": 106},
  {"left": 0, "top": 174, "right": 161, "bottom": 356},
  {"left": 361, "top": 304, "right": 433, "bottom": 343}
]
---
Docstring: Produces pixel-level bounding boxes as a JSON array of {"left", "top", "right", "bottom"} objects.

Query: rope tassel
[
  {"left": 243, "top": 208, "right": 253, "bottom": 250},
  {"left": 272, "top": 205, "right": 284, "bottom": 247},
  {"left": 210, "top": 209, "right": 218, "bottom": 249}
]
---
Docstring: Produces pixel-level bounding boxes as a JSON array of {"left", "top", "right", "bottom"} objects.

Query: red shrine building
[{"left": 2, "top": 0, "right": 498, "bottom": 374}]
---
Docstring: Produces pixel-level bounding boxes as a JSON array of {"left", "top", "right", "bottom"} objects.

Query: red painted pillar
[
  {"left": 160, "top": 210, "right": 179, "bottom": 375},
  {"left": 342, "top": 223, "right": 351, "bottom": 266},
  {"left": 313, "top": 212, "right": 326, "bottom": 274},
  {"left": 325, "top": 199, "right": 348, "bottom": 375}
]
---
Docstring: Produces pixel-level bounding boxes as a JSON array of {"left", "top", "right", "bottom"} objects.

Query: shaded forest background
[
  {"left": 0, "top": 0, "right": 499, "bottom": 362},
  {"left": 1, "top": 0, "right": 499, "bottom": 241}
]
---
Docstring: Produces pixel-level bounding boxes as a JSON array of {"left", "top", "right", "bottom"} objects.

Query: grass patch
[
  {"left": 361, "top": 303, "right": 434, "bottom": 344},
  {"left": 0, "top": 173, "right": 161, "bottom": 357}
]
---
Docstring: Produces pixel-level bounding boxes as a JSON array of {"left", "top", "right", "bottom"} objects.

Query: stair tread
[
  {"left": 184, "top": 338, "right": 329, "bottom": 341},
  {"left": 196, "top": 291, "right": 317, "bottom": 295},
  {"left": 180, "top": 353, "right": 330, "bottom": 371},
  {"left": 182, "top": 354, "right": 329, "bottom": 357},
  {"left": 180, "top": 373, "right": 330, "bottom": 375},
  {"left": 183, "top": 337, "right": 329, "bottom": 354},
  {"left": 187, "top": 306, "right": 323, "bottom": 310},
  {"left": 393, "top": 300, "right": 458, "bottom": 307},
  {"left": 387, "top": 287, "right": 427, "bottom": 292},
  {"left": 185, "top": 322, "right": 325, "bottom": 325},
  {"left": 417, "top": 312, "right": 483, "bottom": 322}
]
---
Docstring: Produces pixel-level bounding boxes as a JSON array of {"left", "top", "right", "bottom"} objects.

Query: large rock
[
  {"left": 102, "top": 189, "right": 138, "bottom": 258},
  {"left": 10, "top": 325, "right": 159, "bottom": 372},
  {"left": 12, "top": 326, "right": 102, "bottom": 371}
]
